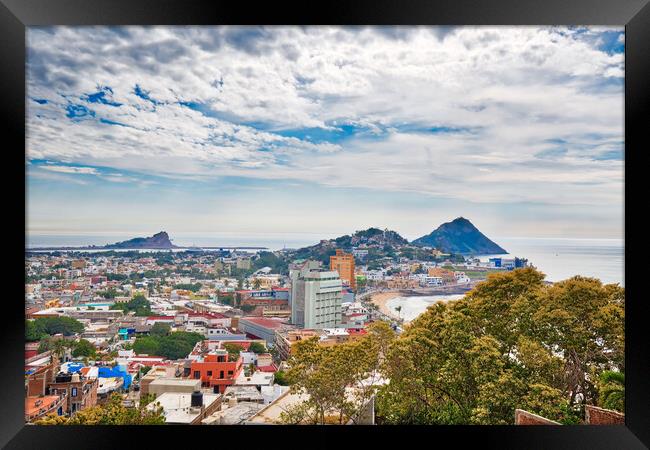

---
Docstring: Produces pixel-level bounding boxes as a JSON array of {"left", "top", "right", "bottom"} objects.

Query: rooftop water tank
[{"left": 191, "top": 390, "right": 203, "bottom": 408}]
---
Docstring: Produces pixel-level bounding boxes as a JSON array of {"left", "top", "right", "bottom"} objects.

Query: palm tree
[
  {"left": 599, "top": 371, "right": 624, "bottom": 412},
  {"left": 47, "top": 338, "right": 68, "bottom": 363},
  {"left": 395, "top": 305, "right": 402, "bottom": 320}
]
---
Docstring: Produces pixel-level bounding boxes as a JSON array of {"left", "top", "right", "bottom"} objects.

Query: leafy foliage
[
  {"left": 253, "top": 251, "right": 289, "bottom": 274},
  {"left": 149, "top": 322, "right": 171, "bottom": 337},
  {"left": 223, "top": 343, "right": 244, "bottom": 361},
  {"left": 598, "top": 370, "right": 624, "bottom": 412},
  {"left": 72, "top": 339, "right": 97, "bottom": 358},
  {"left": 376, "top": 268, "right": 625, "bottom": 424},
  {"left": 248, "top": 342, "right": 267, "bottom": 354},
  {"left": 36, "top": 392, "right": 165, "bottom": 425},
  {"left": 173, "top": 283, "right": 202, "bottom": 292},
  {"left": 132, "top": 331, "right": 203, "bottom": 360},
  {"left": 110, "top": 294, "right": 151, "bottom": 316},
  {"left": 26, "top": 317, "right": 84, "bottom": 340},
  {"left": 98, "top": 288, "right": 119, "bottom": 299},
  {"left": 281, "top": 321, "right": 395, "bottom": 425}
]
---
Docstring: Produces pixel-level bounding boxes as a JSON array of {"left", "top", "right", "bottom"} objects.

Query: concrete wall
[{"left": 148, "top": 379, "right": 201, "bottom": 397}]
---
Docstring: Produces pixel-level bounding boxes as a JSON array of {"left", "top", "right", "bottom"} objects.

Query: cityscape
[{"left": 25, "top": 26, "right": 624, "bottom": 426}]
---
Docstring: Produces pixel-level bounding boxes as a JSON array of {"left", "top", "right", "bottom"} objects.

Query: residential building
[
  {"left": 25, "top": 393, "right": 67, "bottom": 423},
  {"left": 290, "top": 260, "right": 343, "bottom": 329},
  {"left": 236, "top": 257, "right": 252, "bottom": 270},
  {"left": 330, "top": 249, "right": 356, "bottom": 290},
  {"left": 48, "top": 371, "right": 98, "bottom": 415},
  {"left": 148, "top": 378, "right": 202, "bottom": 397},
  {"left": 237, "top": 317, "right": 292, "bottom": 345},
  {"left": 149, "top": 391, "right": 222, "bottom": 424},
  {"left": 188, "top": 349, "right": 243, "bottom": 393}
]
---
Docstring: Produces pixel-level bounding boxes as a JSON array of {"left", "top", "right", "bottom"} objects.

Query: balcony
[{"left": 25, "top": 392, "right": 68, "bottom": 422}]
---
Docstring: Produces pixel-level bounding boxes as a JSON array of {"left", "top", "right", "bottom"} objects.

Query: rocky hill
[
  {"left": 106, "top": 231, "right": 175, "bottom": 249},
  {"left": 290, "top": 227, "right": 409, "bottom": 264},
  {"left": 412, "top": 217, "right": 507, "bottom": 255}
]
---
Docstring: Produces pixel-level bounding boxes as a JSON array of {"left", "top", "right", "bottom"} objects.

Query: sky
[{"left": 26, "top": 26, "right": 624, "bottom": 242}]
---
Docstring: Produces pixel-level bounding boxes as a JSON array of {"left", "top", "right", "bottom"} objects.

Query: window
[
  {"left": 194, "top": 371, "right": 201, "bottom": 379},
  {"left": 227, "top": 371, "right": 233, "bottom": 376},
  {"left": 207, "top": 371, "right": 212, "bottom": 377},
  {"left": 71, "top": 387, "right": 78, "bottom": 397},
  {"left": 220, "top": 371, "right": 224, "bottom": 378}
]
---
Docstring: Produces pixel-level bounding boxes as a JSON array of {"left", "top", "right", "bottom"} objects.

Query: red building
[{"left": 189, "top": 350, "right": 243, "bottom": 393}]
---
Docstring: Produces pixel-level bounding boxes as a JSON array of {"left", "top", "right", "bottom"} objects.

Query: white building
[{"left": 290, "top": 261, "right": 343, "bottom": 329}]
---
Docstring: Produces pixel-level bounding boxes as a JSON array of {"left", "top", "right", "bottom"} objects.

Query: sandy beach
[
  {"left": 367, "top": 291, "right": 403, "bottom": 319},
  {"left": 367, "top": 285, "right": 476, "bottom": 323}
]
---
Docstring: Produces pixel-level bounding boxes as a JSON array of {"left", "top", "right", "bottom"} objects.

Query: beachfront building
[
  {"left": 290, "top": 261, "right": 343, "bottom": 329},
  {"left": 330, "top": 249, "right": 356, "bottom": 290}
]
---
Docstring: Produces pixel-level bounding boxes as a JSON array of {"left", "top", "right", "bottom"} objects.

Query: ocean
[
  {"left": 25, "top": 232, "right": 335, "bottom": 252},
  {"left": 384, "top": 236, "right": 624, "bottom": 321},
  {"left": 482, "top": 237, "right": 624, "bottom": 286},
  {"left": 387, "top": 294, "right": 465, "bottom": 322}
]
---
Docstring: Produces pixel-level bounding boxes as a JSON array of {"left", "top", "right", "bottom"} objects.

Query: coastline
[
  {"left": 367, "top": 291, "right": 403, "bottom": 319},
  {"left": 366, "top": 283, "right": 478, "bottom": 322}
]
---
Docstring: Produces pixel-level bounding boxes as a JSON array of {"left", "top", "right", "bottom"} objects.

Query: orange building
[
  {"left": 330, "top": 249, "right": 356, "bottom": 290},
  {"left": 189, "top": 350, "right": 243, "bottom": 393},
  {"left": 427, "top": 267, "right": 456, "bottom": 283}
]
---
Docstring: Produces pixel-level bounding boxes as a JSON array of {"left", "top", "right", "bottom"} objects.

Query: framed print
[{"left": 2, "top": 0, "right": 649, "bottom": 448}]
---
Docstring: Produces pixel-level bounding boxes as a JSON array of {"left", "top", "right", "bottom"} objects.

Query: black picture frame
[{"left": 2, "top": 0, "right": 648, "bottom": 448}]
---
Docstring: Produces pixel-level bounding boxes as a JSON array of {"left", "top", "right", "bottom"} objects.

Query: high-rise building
[
  {"left": 330, "top": 249, "right": 356, "bottom": 290},
  {"left": 290, "top": 260, "right": 342, "bottom": 329}
]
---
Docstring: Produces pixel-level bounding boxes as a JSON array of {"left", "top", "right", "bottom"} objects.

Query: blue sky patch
[
  {"left": 99, "top": 118, "right": 129, "bottom": 127},
  {"left": 134, "top": 84, "right": 161, "bottom": 105},
  {"left": 83, "top": 86, "right": 122, "bottom": 107},
  {"left": 275, "top": 123, "right": 381, "bottom": 144},
  {"left": 535, "top": 147, "right": 568, "bottom": 159},
  {"left": 65, "top": 104, "right": 95, "bottom": 120}
]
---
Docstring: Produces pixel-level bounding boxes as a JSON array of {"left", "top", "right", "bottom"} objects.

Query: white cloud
[
  {"left": 40, "top": 165, "right": 99, "bottom": 175},
  {"left": 26, "top": 26, "right": 624, "bottom": 233}
]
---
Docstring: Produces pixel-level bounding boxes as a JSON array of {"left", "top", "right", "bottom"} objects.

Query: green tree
[
  {"left": 38, "top": 337, "right": 73, "bottom": 362},
  {"left": 72, "top": 339, "right": 97, "bottom": 358},
  {"left": 133, "top": 336, "right": 160, "bottom": 356},
  {"left": 36, "top": 392, "right": 165, "bottom": 425},
  {"left": 375, "top": 268, "right": 624, "bottom": 425},
  {"left": 240, "top": 304, "right": 256, "bottom": 313},
  {"left": 98, "top": 288, "right": 119, "bottom": 299},
  {"left": 598, "top": 371, "right": 624, "bottom": 412},
  {"left": 281, "top": 321, "right": 395, "bottom": 425},
  {"left": 110, "top": 294, "right": 152, "bottom": 316},
  {"left": 26, "top": 320, "right": 45, "bottom": 342},
  {"left": 224, "top": 343, "right": 244, "bottom": 361},
  {"left": 150, "top": 322, "right": 171, "bottom": 337},
  {"left": 132, "top": 331, "right": 203, "bottom": 360},
  {"left": 31, "top": 316, "right": 84, "bottom": 336},
  {"left": 274, "top": 370, "right": 289, "bottom": 386},
  {"left": 173, "top": 283, "right": 202, "bottom": 292},
  {"left": 248, "top": 342, "right": 266, "bottom": 354}
]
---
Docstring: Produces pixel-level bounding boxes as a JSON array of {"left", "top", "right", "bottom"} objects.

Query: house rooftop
[{"left": 149, "top": 392, "right": 221, "bottom": 424}]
